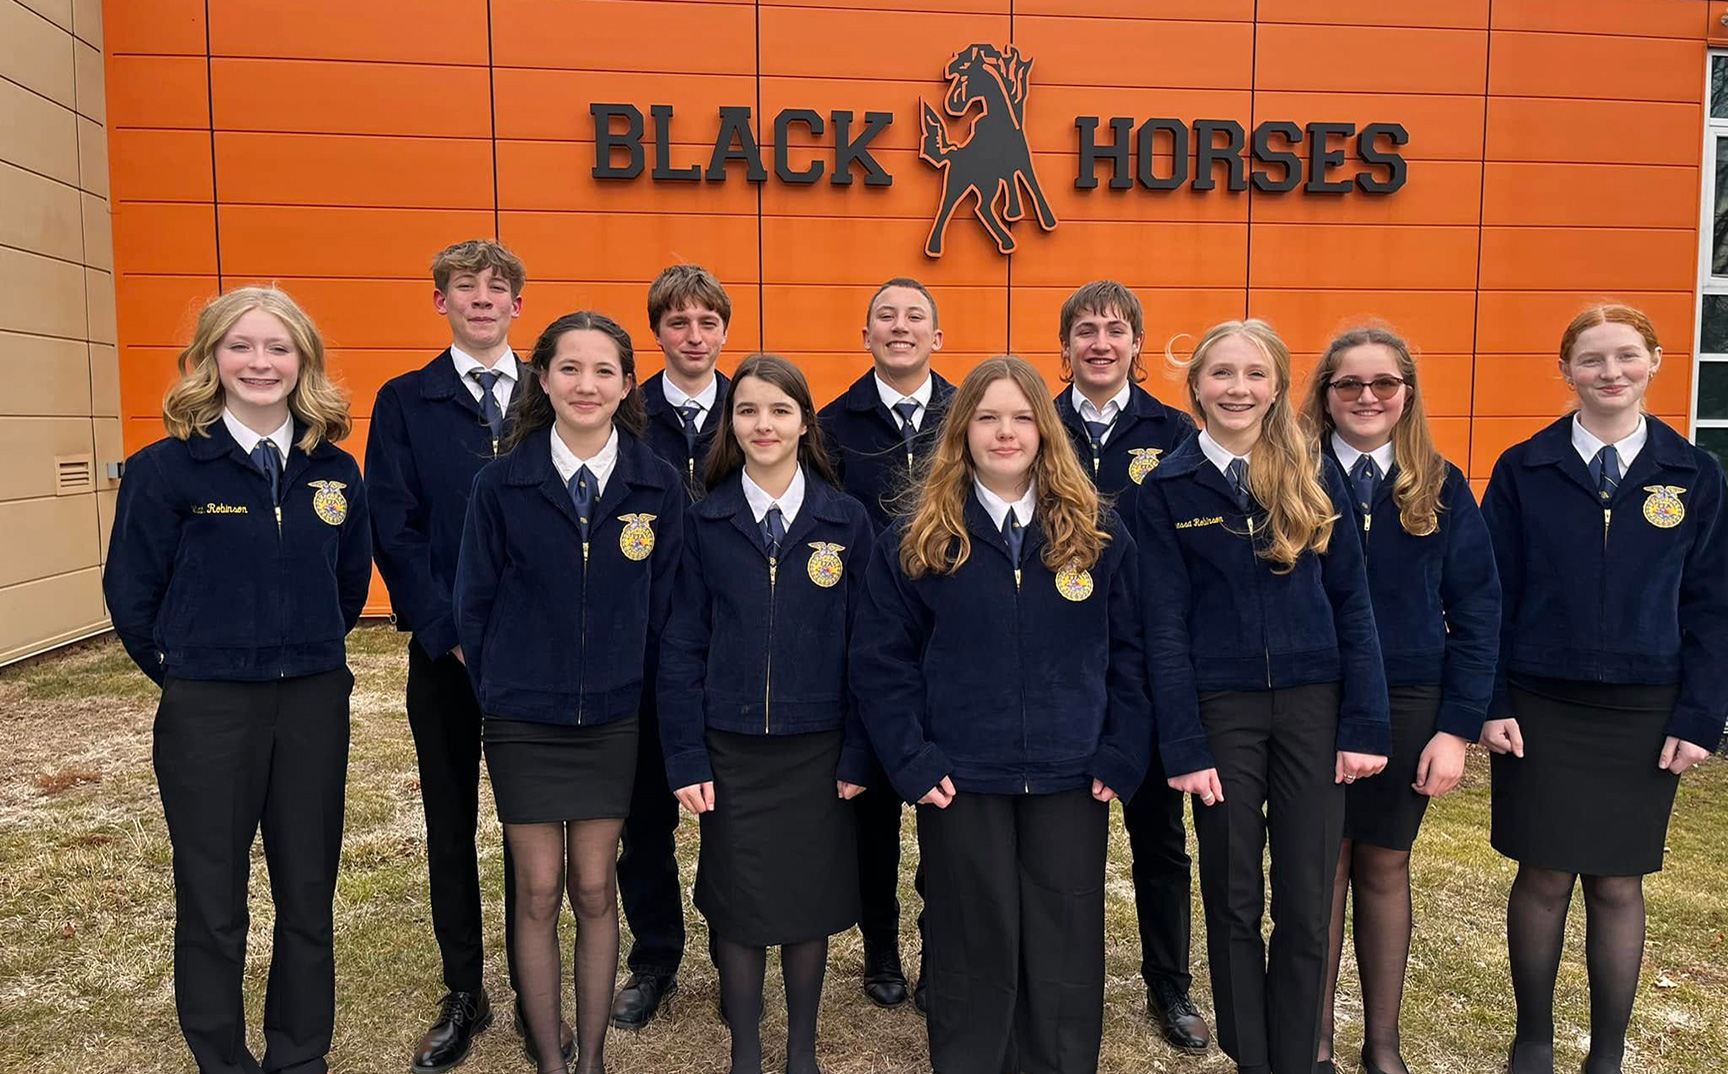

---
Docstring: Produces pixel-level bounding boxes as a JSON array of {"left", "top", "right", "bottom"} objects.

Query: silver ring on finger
[{"left": 1201, "top": 792, "right": 1215, "bottom": 802}]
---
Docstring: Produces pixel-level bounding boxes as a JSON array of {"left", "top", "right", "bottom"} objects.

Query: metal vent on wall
[{"left": 54, "top": 455, "right": 94, "bottom": 495}]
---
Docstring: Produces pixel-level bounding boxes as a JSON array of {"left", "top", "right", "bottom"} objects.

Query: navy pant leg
[
  {"left": 618, "top": 701, "right": 686, "bottom": 976},
  {"left": 1122, "top": 745, "right": 1194, "bottom": 993}
]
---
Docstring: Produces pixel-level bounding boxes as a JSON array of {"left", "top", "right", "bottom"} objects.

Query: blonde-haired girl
[
  {"left": 853, "top": 355, "right": 1150, "bottom": 1074},
  {"left": 1133, "top": 319, "right": 1389, "bottom": 1074}
]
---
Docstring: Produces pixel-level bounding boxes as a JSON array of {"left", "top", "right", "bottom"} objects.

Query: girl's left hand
[
  {"left": 1336, "top": 751, "right": 1387, "bottom": 784},
  {"left": 1658, "top": 736, "right": 1711, "bottom": 775},
  {"left": 836, "top": 781, "right": 867, "bottom": 800},
  {"left": 1412, "top": 732, "right": 1470, "bottom": 797},
  {"left": 1091, "top": 779, "right": 1118, "bottom": 803}
]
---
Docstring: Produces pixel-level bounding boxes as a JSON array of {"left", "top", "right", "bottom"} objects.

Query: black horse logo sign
[{"left": 919, "top": 43, "right": 1059, "bottom": 258}]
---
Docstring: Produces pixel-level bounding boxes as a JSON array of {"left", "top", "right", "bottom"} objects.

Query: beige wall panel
[
  {"left": 80, "top": 190, "right": 112, "bottom": 269},
  {"left": 0, "top": 0, "right": 76, "bottom": 108},
  {"left": 76, "top": 113, "right": 107, "bottom": 197},
  {"left": 70, "top": 0, "right": 97, "bottom": 47},
  {"left": 0, "top": 566, "right": 107, "bottom": 666},
  {"left": 84, "top": 265, "right": 115, "bottom": 343},
  {"left": 0, "top": 75, "right": 79, "bottom": 186},
  {"left": 0, "top": 158, "right": 83, "bottom": 262},
  {"left": 0, "top": 245, "right": 88, "bottom": 339},
  {"left": 16, "top": 0, "right": 70, "bottom": 31},
  {"left": 0, "top": 491, "right": 100, "bottom": 587},
  {"left": 0, "top": 329, "right": 90, "bottom": 415},
  {"left": 73, "top": 37, "right": 103, "bottom": 123},
  {"left": 0, "top": 415, "right": 95, "bottom": 501},
  {"left": 89, "top": 341, "right": 117, "bottom": 416},
  {"left": 96, "top": 485, "right": 114, "bottom": 561},
  {"left": 92, "top": 415, "right": 120, "bottom": 486}
]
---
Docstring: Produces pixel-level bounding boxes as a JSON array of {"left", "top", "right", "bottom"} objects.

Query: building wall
[
  {"left": 0, "top": 0, "right": 119, "bottom": 664},
  {"left": 100, "top": 0, "right": 1721, "bottom": 619}
]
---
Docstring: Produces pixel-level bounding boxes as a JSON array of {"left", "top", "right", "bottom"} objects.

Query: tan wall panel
[
  {"left": 80, "top": 190, "right": 112, "bottom": 269},
  {"left": 0, "top": 158, "right": 84, "bottom": 262},
  {"left": 89, "top": 341, "right": 117, "bottom": 416},
  {"left": 0, "top": 73, "right": 80, "bottom": 185},
  {"left": 85, "top": 266, "right": 115, "bottom": 343},
  {"left": 0, "top": 0, "right": 77, "bottom": 108},
  {"left": 0, "top": 565, "right": 108, "bottom": 666},
  {"left": 0, "top": 492, "right": 100, "bottom": 587},
  {"left": 0, "top": 329, "right": 90, "bottom": 415},
  {"left": 0, "top": 415, "right": 96, "bottom": 501},
  {"left": 76, "top": 113, "right": 108, "bottom": 197},
  {"left": 73, "top": 36, "right": 103, "bottom": 122},
  {"left": 0, "top": 245, "right": 88, "bottom": 339},
  {"left": 71, "top": 0, "right": 99, "bottom": 47},
  {"left": 18, "top": 0, "right": 70, "bottom": 31}
]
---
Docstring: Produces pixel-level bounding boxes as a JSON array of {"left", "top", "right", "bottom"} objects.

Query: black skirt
[
  {"left": 1491, "top": 678, "right": 1681, "bottom": 876},
  {"left": 483, "top": 715, "right": 639, "bottom": 825},
  {"left": 696, "top": 728, "right": 859, "bottom": 945},
  {"left": 1344, "top": 684, "right": 1443, "bottom": 852}
]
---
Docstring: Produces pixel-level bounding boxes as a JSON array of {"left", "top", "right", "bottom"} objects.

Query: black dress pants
[
  {"left": 617, "top": 700, "right": 686, "bottom": 976},
  {"left": 1122, "top": 741, "right": 1193, "bottom": 993},
  {"left": 918, "top": 788, "right": 1109, "bottom": 1074},
  {"left": 406, "top": 642, "right": 517, "bottom": 993},
  {"left": 153, "top": 670, "right": 351, "bottom": 1074},
  {"left": 1191, "top": 684, "right": 1345, "bottom": 1074},
  {"left": 854, "top": 780, "right": 911, "bottom": 948}
]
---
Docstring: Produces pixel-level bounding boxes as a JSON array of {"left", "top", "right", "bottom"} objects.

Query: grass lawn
[{"left": 1, "top": 623, "right": 1724, "bottom": 1073}]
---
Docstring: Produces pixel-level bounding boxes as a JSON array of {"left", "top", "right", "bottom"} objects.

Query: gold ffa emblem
[
  {"left": 618, "top": 513, "right": 657, "bottom": 560},
  {"left": 1641, "top": 486, "right": 1686, "bottom": 529},
  {"left": 309, "top": 481, "right": 348, "bottom": 525},
  {"left": 807, "top": 542, "right": 846, "bottom": 587},
  {"left": 1055, "top": 561, "right": 1094, "bottom": 602},
  {"left": 1127, "top": 448, "right": 1164, "bottom": 485}
]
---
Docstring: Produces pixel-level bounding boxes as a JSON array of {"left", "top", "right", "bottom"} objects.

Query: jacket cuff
[
  {"left": 414, "top": 615, "right": 460, "bottom": 661},
  {"left": 1089, "top": 745, "right": 1144, "bottom": 803},
  {"left": 836, "top": 743, "right": 875, "bottom": 788},
  {"left": 1336, "top": 717, "right": 1392, "bottom": 758},
  {"left": 663, "top": 748, "right": 714, "bottom": 792},
  {"left": 887, "top": 743, "right": 954, "bottom": 805},
  {"left": 1433, "top": 699, "right": 1487, "bottom": 743},
  {"left": 1664, "top": 708, "right": 1726, "bottom": 753},
  {"left": 1158, "top": 734, "right": 1216, "bottom": 780}
]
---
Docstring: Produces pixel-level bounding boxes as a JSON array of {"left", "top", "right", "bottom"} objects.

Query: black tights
[
  {"left": 713, "top": 935, "right": 829, "bottom": 1074},
  {"left": 1506, "top": 865, "right": 1646, "bottom": 1074},
  {"left": 506, "top": 818, "right": 626, "bottom": 1074},
  {"left": 1320, "top": 839, "right": 1414, "bottom": 1074}
]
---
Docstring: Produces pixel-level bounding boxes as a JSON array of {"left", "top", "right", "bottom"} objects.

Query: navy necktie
[
  {"left": 675, "top": 401, "right": 702, "bottom": 454},
  {"left": 892, "top": 400, "right": 920, "bottom": 442},
  {"left": 762, "top": 505, "right": 785, "bottom": 560},
  {"left": 1002, "top": 508, "right": 1024, "bottom": 565},
  {"left": 1226, "top": 457, "right": 1249, "bottom": 511},
  {"left": 1350, "top": 454, "right": 1380, "bottom": 512},
  {"left": 568, "top": 464, "right": 595, "bottom": 542},
  {"left": 1593, "top": 445, "right": 1621, "bottom": 502},
  {"left": 471, "top": 369, "right": 505, "bottom": 443},
  {"left": 250, "top": 439, "right": 281, "bottom": 503}
]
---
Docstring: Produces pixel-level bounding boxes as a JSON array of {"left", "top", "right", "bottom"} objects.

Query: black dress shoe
[
  {"left": 610, "top": 972, "right": 677, "bottom": 1030},
  {"left": 862, "top": 941, "right": 908, "bottom": 1008},
  {"left": 515, "top": 996, "right": 575, "bottom": 1067},
  {"left": 1147, "top": 979, "right": 1210, "bottom": 1052},
  {"left": 412, "top": 989, "right": 493, "bottom": 1074}
]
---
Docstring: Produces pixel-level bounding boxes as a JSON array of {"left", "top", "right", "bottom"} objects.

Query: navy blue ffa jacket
[
  {"left": 1133, "top": 436, "right": 1390, "bottom": 778},
  {"left": 1482, "top": 415, "right": 1728, "bottom": 750},
  {"left": 817, "top": 369, "right": 956, "bottom": 532},
  {"left": 657, "top": 471, "right": 876, "bottom": 790},
  {"left": 1323, "top": 445, "right": 1501, "bottom": 742},
  {"left": 641, "top": 369, "right": 732, "bottom": 500},
  {"left": 104, "top": 423, "right": 371, "bottom": 685},
  {"left": 851, "top": 499, "right": 1151, "bottom": 804},
  {"left": 366, "top": 350, "right": 514, "bottom": 660},
  {"left": 1054, "top": 383, "right": 1196, "bottom": 496},
  {"left": 453, "top": 426, "right": 685, "bottom": 727}
]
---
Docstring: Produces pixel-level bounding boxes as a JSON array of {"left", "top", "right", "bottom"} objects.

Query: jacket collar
[
  {"left": 1055, "top": 381, "right": 1182, "bottom": 440},
  {"left": 961, "top": 485, "right": 1045, "bottom": 566},
  {"left": 1518, "top": 414, "right": 1699, "bottom": 502},
  {"left": 841, "top": 368, "right": 956, "bottom": 428},
  {"left": 418, "top": 347, "right": 489, "bottom": 423},
  {"left": 700, "top": 469, "right": 853, "bottom": 558},
  {"left": 1320, "top": 437, "right": 1399, "bottom": 511},
  {"left": 644, "top": 369, "right": 732, "bottom": 425},
  {"left": 188, "top": 418, "right": 336, "bottom": 495},
  {"left": 1150, "top": 434, "right": 1243, "bottom": 508},
  {"left": 504, "top": 425, "right": 670, "bottom": 531}
]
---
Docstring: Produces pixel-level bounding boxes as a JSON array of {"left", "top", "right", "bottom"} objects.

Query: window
[{"left": 1695, "top": 55, "right": 1728, "bottom": 467}]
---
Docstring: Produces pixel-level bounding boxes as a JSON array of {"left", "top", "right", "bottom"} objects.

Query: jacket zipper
[
  {"left": 765, "top": 551, "right": 778, "bottom": 732},
  {"left": 1014, "top": 552, "right": 1028, "bottom": 793},
  {"left": 1247, "top": 512, "right": 1271, "bottom": 687},
  {"left": 578, "top": 535, "right": 589, "bottom": 724}
]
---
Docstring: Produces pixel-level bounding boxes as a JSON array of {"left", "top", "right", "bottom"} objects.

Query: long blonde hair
[
  {"left": 900, "top": 356, "right": 1107, "bottom": 578},
  {"left": 1174, "top": 320, "right": 1334, "bottom": 571},
  {"left": 1301, "top": 325, "right": 1446, "bottom": 537},
  {"left": 162, "top": 286, "right": 351, "bottom": 450}
]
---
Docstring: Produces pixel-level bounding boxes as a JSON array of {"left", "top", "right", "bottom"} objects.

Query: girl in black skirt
[
  {"left": 455, "top": 311, "right": 685, "bottom": 1074},
  {"left": 1481, "top": 304, "right": 1725, "bottom": 1074},
  {"left": 658, "top": 353, "right": 875, "bottom": 1074},
  {"left": 1301, "top": 326, "right": 1501, "bottom": 1074}
]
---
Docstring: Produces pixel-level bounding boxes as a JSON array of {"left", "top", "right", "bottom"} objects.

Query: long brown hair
[
  {"left": 1301, "top": 325, "right": 1446, "bottom": 537},
  {"left": 1173, "top": 319, "right": 1335, "bottom": 571},
  {"left": 899, "top": 356, "right": 1107, "bottom": 578},
  {"left": 501, "top": 310, "right": 647, "bottom": 454},
  {"left": 703, "top": 353, "right": 839, "bottom": 488},
  {"left": 162, "top": 286, "right": 351, "bottom": 451}
]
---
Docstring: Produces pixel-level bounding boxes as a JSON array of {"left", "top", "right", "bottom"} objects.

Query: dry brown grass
[{"left": 1, "top": 624, "right": 1724, "bottom": 1073}]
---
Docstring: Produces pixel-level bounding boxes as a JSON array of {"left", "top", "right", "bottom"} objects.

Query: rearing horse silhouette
[{"left": 919, "top": 43, "right": 1059, "bottom": 258}]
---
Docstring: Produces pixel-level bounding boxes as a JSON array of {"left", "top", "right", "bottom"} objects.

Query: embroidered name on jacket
[
  {"left": 193, "top": 503, "right": 248, "bottom": 515},
  {"left": 1175, "top": 515, "right": 1224, "bottom": 530}
]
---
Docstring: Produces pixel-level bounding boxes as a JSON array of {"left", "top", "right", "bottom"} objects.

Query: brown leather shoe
[{"left": 1147, "top": 979, "right": 1210, "bottom": 1052}]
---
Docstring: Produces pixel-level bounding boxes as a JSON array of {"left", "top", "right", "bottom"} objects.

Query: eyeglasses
[{"left": 1326, "top": 375, "right": 1409, "bottom": 401}]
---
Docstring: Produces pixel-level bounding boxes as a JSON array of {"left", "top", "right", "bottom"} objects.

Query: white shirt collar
[
  {"left": 741, "top": 465, "right": 806, "bottom": 526},
  {"left": 1197, "top": 429, "right": 1249, "bottom": 477},
  {"left": 449, "top": 345, "right": 517, "bottom": 405},
  {"left": 549, "top": 425, "right": 620, "bottom": 496},
  {"left": 1571, "top": 413, "right": 1647, "bottom": 470},
  {"left": 662, "top": 373, "right": 719, "bottom": 412},
  {"left": 1071, "top": 382, "right": 1131, "bottom": 426},
  {"left": 222, "top": 409, "right": 293, "bottom": 461},
  {"left": 875, "top": 373, "right": 935, "bottom": 431},
  {"left": 973, "top": 478, "right": 1037, "bottom": 531},
  {"left": 1330, "top": 431, "right": 1395, "bottom": 477}
]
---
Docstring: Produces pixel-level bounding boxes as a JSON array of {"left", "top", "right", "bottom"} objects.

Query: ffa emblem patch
[
  {"left": 807, "top": 542, "right": 846, "bottom": 588},
  {"left": 1641, "top": 486, "right": 1686, "bottom": 529},
  {"left": 309, "top": 481, "right": 347, "bottom": 525},
  {"left": 1055, "top": 561, "right": 1094, "bottom": 602},
  {"left": 618, "top": 513, "right": 657, "bottom": 560},
  {"left": 1127, "top": 448, "right": 1164, "bottom": 485}
]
